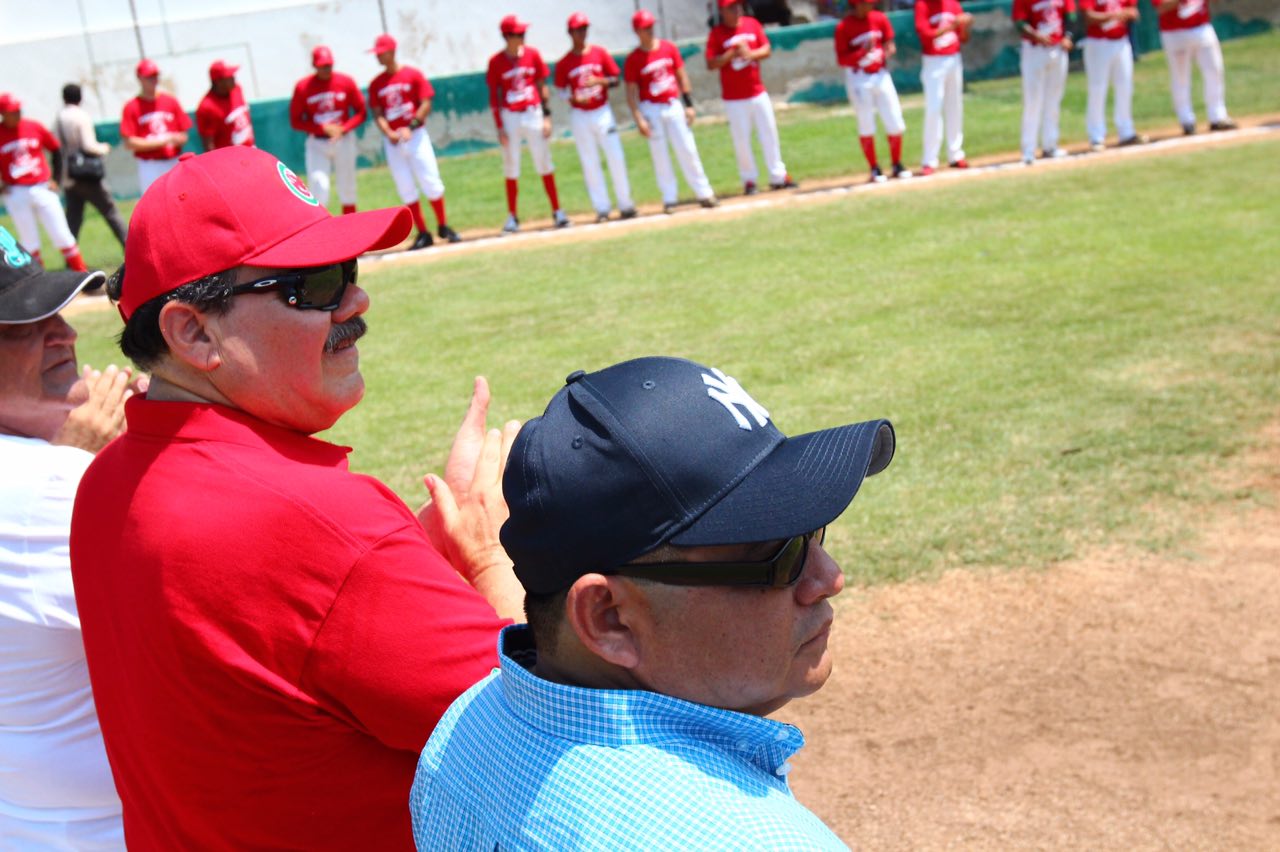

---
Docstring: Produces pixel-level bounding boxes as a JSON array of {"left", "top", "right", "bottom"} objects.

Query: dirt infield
[{"left": 782, "top": 420, "right": 1280, "bottom": 850}]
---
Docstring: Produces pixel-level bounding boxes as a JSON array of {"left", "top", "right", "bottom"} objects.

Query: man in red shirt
[
  {"left": 914, "top": 0, "right": 972, "bottom": 175},
  {"left": 120, "top": 59, "right": 190, "bottom": 194},
  {"left": 195, "top": 60, "right": 255, "bottom": 150},
  {"left": 1013, "top": 0, "right": 1076, "bottom": 164},
  {"left": 368, "top": 34, "right": 462, "bottom": 249},
  {"left": 1080, "top": 0, "right": 1145, "bottom": 150},
  {"left": 1155, "top": 0, "right": 1235, "bottom": 134},
  {"left": 487, "top": 15, "right": 568, "bottom": 233},
  {"left": 0, "top": 94, "right": 87, "bottom": 271},
  {"left": 706, "top": 0, "right": 795, "bottom": 195},
  {"left": 554, "top": 12, "right": 636, "bottom": 223},
  {"left": 625, "top": 9, "right": 717, "bottom": 214},
  {"left": 70, "top": 147, "right": 523, "bottom": 850},
  {"left": 835, "top": 0, "right": 912, "bottom": 182},
  {"left": 290, "top": 45, "right": 367, "bottom": 215}
]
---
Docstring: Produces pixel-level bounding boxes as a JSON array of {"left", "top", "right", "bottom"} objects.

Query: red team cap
[
  {"left": 118, "top": 147, "right": 412, "bottom": 320},
  {"left": 312, "top": 45, "right": 334, "bottom": 67},
  {"left": 368, "top": 34, "right": 397, "bottom": 54},
  {"left": 136, "top": 58, "right": 160, "bottom": 78},
  {"left": 0, "top": 94, "right": 20, "bottom": 113},
  {"left": 632, "top": 9, "right": 656, "bottom": 30},
  {"left": 208, "top": 60, "right": 239, "bottom": 81},
  {"left": 500, "top": 15, "right": 529, "bottom": 35},
  {"left": 567, "top": 12, "right": 590, "bottom": 30}
]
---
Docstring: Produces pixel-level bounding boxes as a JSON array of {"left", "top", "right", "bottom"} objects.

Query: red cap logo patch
[{"left": 277, "top": 161, "right": 319, "bottom": 206}]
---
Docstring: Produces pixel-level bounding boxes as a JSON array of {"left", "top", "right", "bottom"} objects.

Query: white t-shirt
[{"left": 0, "top": 434, "right": 123, "bottom": 848}]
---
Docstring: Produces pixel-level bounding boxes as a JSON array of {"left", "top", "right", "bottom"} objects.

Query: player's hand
[
  {"left": 684, "top": 106, "right": 696, "bottom": 126},
  {"left": 323, "top": 123, "right": 344, "bottom": 138},
  {"left": 498, "top": 128, "right": 510, "bottom": 145},
  {"left": 1062, "top": 36, "right": 1074, "bottom": 51},
  {"left": 635, "top": 116, "right": 651, "bottom": 138},
  {"left": 399, "top": 127, "right": 413, "bottom": 142},
  {"left": 48, "top": 180, "right": 61, "bottom": 192},
  {"left": 51, "top": 364, "right": 139, "bottom": 454},
  {"left": 541, "top": 116, "right": 552, "bottom": 138}
]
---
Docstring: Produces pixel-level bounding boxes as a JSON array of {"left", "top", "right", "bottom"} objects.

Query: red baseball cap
[
  {"left": 118, "top": 148, "right": 411, "bottom": 320},
  {"left": 208, "top": 60, "right": 239, "bottom": 81},
  {"left": 567, "top": 12, "right": 590, "bottom": 30},
  {"left": 718, "top": 0, "right": 742, "bottom": 7},
  {"left": 500, "top": 14, "right": 529, "bottom": 35},
  {"left": 632, "top": 9, "right": 656, "bottom": 30},
  {"left": 312, "top": 45, "right": 334, "bottom": 67},
  {"left": 136, "top": 58, "right": 160, "bottom": 78},
  {"left": 368, "top": 34, "right": 397, "bottom": 54},
  {"left": 0, "top": 93, "right": 21, "bottom": 113}
]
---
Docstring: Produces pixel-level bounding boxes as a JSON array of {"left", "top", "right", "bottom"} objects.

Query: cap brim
[
  {"left": 0, "top": 269, "right": 103, "bottom": 324},
  {"left": 245, "top": 206, "right": 412, "bottom": 268},
  {"left": 670, "top": 419, "right": 895, "bottom": 546}
]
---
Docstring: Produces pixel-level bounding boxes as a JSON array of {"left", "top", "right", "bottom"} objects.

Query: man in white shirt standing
[{"left": 55, "top": 84, "right": 128, "bottom": 250}]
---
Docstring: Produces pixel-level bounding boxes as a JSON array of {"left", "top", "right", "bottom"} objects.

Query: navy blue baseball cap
[{"left": 502, "top": 356, "right": 895, "bottom": 595}]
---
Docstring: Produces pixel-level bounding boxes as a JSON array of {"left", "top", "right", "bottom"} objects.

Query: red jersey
[
  {"left": 835, "top": 12, "right": 895, "bottom": 74},
  {"left": 196, "top": 85, "right": 255, "bottom": 149},
  {"left": 486, "top": 47, "right": 549, "bottom": 114},
  {"left": 290, "top": 72, "right": 367, "bottom": 137},
  {"left": 0, "top": 118, "right": 58, "bottom": 186},
  {"left": 624, "top": 40, "right": 684, "bottom": 105},
  {"left": 1156, "top": 0, "right": 1209, "bottom": 31},
  {"left": 369, "top": 66, "right": 434, "bottom": 131},
  {"left": 1013, "top": 0, "right": 1077, "bottom": 44},
  {"left": 915, "top": 0, "right": 965, "bottom": 56},
  {"left": 1079, "top": 0, "right": 1136, "bottom": 39},
  {"left": 705, "top": 15, "right": 769, "bottom": 101},
  {"left": 554, "top": 45, "right": 619, "bottom": 112},
  {"left": 120, "top": 93, "right": 191, "bottom": 161}
]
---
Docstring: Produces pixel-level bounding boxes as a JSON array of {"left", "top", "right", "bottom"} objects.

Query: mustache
[{"left": 324, "top": 316, "right": 367, "bottom": 353}]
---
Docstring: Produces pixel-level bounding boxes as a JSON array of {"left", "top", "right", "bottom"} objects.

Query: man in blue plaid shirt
[{"left": 411, "top": 356, "right": 895, "bottom": 850}]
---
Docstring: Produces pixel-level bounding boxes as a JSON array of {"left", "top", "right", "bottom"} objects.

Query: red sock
[
  {"left": 62, "top": 246, "right": 88, "bottom": 273},
  {"left": 888, "top": 134, "right": 903, "bottom": 164},
  {"left": 30, "top": 249, "right": 42, "bottom": 265},
  {"left": 860, "top": 136, "right": 878, "bottom": 169},
  {"left": 406, "top": 201, "right": 428, "bottom": 233},
  {"left": 541, "top": 173, "right": 561, "bottom": 211},
  {"left": 505, "top": 179, "right": 519, "bottom": 215},
  {"left": 341, "top": 204, "right": 357, "bottom": 215},
  {"left": 429, "top": 197, "right": 447, "bottom": 228}
]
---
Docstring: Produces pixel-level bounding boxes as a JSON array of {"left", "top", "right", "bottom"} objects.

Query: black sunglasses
[
  {"left": 613, "top": 528, "right": 826, "bottom": 588},
  {"left": 228, "top": 260, "right": 357, "bottom": 311}
]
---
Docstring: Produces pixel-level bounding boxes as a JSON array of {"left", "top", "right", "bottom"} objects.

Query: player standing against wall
[
  {"left": 1079, "top": 0, "right": 1146, "bottom": 150},
  {"left": 836, "top": 0, "right": 911, "bottom": 183},
  {"left": 196, "top": 61, "right": 255, "bottom": 151},
  {"left": 120, "top": 60, "right": 190, "bottom": 194},
  {"left": 914, "top": 0, "right": 972, "bottom": 175},
  {"left": 291, "top": 46, "right": 367, "bottom": 214},
  {"left": 1154, "top": 0, "right": 1235, "bottom": 134},
  {"left": 1013, "top": 0, "right": 1076, "bottom": 164}
]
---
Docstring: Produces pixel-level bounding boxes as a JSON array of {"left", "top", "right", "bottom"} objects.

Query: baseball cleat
[
  {"left": 1209, "top": 119, "right": 1238, "bottom": 132},
  {"left": 869, "top": 165, "right": 886, "bottom": 184},
  {"left": 1022, "top": 156, "right": 1035, "bottom": 166},
  {"left": 437, "top": 224, "right": 462, "bottom": 243},
  {"left": 662, "top": 203, "right": 677, "bottom": 215},
  {"left": 1042, "top": 148, "right": 1068, "bottom": 159},
  {"left": 919, "top": 165, "right": 936, "bottom": 177},
  {"left": 595, "top": 212, "right": 611, "bottom": 224},
  {"left": 1089, "top": 141, "right": 1106, "bottom": 152},
  {"left": 409, "top": 231, "right": 434, "bottom": 251},
  {"left": 698, "top": 196, "right": 719, "bottom": 209},
  {"left": 769, "top": 175, "right": 798, "bottom": 190},
  {"left": 619, "top": 208, "right": 638, "bottom": 220},
  {"left": 502, "top": 214, "right": 520, "bottom": 234},
  {"left": 743, "top": 180, "right": 758, "bottom": 196},
  {"left": 1117, "top": 134, "right": 1148, "bottom": 147},
  {"left": 1181, "top": 122, "right": 1196, "bottom": 135},
  {"left": 891, "top": 163, "right": 912, "bottom": 179},
  {"left": 553, "top": 209, "right": 571, "bottom": 228},
  {"left": 949, "top": 159, "right": 969, "bottom": 169}
]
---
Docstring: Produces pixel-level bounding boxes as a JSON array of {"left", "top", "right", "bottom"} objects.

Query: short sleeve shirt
[
  {"left": 290, "top": 72, "right": 367, "bottom": 135},
  {"left": 369, "top": 66, "right": 434, "bottom": 130},
  {"left": 915, "top": 0, "right": 966, "bottom": 56},
  {"left": 1079, "top": 0, "right": 1136, "bottom": 39},
  {"left": 1156, "top": 0, "right": 1209, "bottom": 31},
  {"left": 0, "top": 119, "right": 57, "bottom": 185},
  {"left": 196, "top": 85, "right": 255, "bottom": 149},
  {"left": 554, "top": 45, "right": 619, "bottom": 112},
  {"left": 624, "top": 40, "right": 684, "bottom": 104},
  {"left": 1012, "top": 0, "right": 1078, "bottom": 44},
  {"left": 120, "top": 93, "right": 190, "bottom": 160},
  {"left": 834, "top": 12, "right": 895, "bottom": 74},
  {"left": 706, "top": 15, "right": 769, "bottom": 100},
  {"left": 486, "top": 47, "right": 548, "bottom": 112}
]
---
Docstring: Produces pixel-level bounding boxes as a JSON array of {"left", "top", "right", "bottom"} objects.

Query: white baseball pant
[
  {"left": 383, "top": 127, "right": 445, "bottom": 203},
  {"left": 136, "top": 157, "right": 178, "bottom": 195},
  {"left": 304, "top": 133, "right": 358, "bottom": 207},
  {"left": 569, "top": 105, "right": 634, "bottom": 215},
  {"left": 844, "top": 68, "right": 907, "bottom": 137},
  {"left": 4, "top": 184, "right": 76, "bottom": 252},
  {"left": 501, "top": 107, "right": 554, "bottom": 178},
  {"left": 638, "top": 99, "right": 714, "bottom": 205},
  {"left": 1160, "top": 23, "right": 1229, "bottom": 126},
  {"left": 1083, "top": 37, "right": 1136, "bottom": 144},
  {"left": 920, "top": 53, "right": 965, "bottom": 167},
  {"left": 723, "top": 91, "right": 788, "bottom": 185},
  {"left": 1019, "top": 42, "right": 1069, "bottom": 159}
]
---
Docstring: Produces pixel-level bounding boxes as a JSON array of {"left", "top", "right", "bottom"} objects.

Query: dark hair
[
  {"left": 107, "top": 264, "right": 236, "bottom": 370},
  {"left": 62, "top": 84, "right": 82, "bottom": 105},
  {"left": 523, "top": 588, "right": 569, "bottom": 657}
]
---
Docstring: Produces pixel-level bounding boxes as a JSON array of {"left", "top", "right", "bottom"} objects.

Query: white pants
[
  {"left": 1083, "top": 37, "right": 1136, "bottom": 144},
  {"left": 1020, "top": 42, "right": 1069, "bottom": 158},
  {"left": 1160, "top": 24, "right": 1229, "bottom": 125},
  {"left": 4, "top": 184, "right": 75, "bottom": 251},
  {"left": 501, "top": 107, "right": 554, "bottom": 179},
  {"left": 844, "top": 68, "right": 906, "bottom": 137},
  {"left": 136, "top": 158, "right": 178, "bottom": 195},
  {"left": 383, "top": 127, "right": 444, "bottom": 203},
  {"left": 723, "top": 91, "right": 788, "bottom": 185},
  {"left": 304, "top": 133, "right": 358, "bottom": 207},
  {"left": 638, "top": 99, "right": 714, "bottom": 204},
  {"left": 569, "top": 105, "right": 634, "bottom": 214},
  {"left": 921, "top": 53, "right": 965, "bottom": 167}
]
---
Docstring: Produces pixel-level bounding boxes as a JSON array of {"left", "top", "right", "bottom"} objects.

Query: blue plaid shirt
[{"left": 410, "top": 625, "right": 847, "bottom": 851}]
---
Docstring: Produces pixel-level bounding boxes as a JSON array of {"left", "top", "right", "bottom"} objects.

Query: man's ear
[
  {"left": 157, "top": 300, "right": 222, "bottom": 373},
  {"left": 563, "top": 574, "right": 645, "bottom": 670}
]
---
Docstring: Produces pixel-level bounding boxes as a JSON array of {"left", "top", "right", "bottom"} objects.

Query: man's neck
[{"left": 144, "top": 374, "right": 228, "bottom": 407}]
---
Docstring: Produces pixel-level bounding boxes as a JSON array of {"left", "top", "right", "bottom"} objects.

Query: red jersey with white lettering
[
  {"left": 1013, "top": 0, "right": 1077, "bottom": 45},
  {"left": 554, "top": 46, "right": 619, "bottom": 112},
  {"left": 705, "top": 15, "right": 769, "bottom": 101},
  {"left": 1079, "top": 0, "right": 1136, "bottom": 39},
  {"left": 0, "top": 118, "right": 58, "bottom": 186},
  {"left": 835, "top": 11, "right": 895, "bottom": 74},
  {"left": 1156, "top": 0, "right": 1209, "bottom": 31},
  {"left": 915, "top": 0, "right": 965, "bottom": 56},
  {"left": 486, "top": 47, "right": 548, "bottom": 114},
  {"left": 369, "top": 66, "right": 434, "bottom": 131},
  {"left": 624, "top": 40, "right": 684, "bottom": 105},
  {"left": 120, "top": 93, "right": 191, "bottom": 161},
  {"left": 290, "top": 72, "right": 367, "bottom": 137},
  {"left": 196, "top": 85, "right": 255, "bottom": 149}
]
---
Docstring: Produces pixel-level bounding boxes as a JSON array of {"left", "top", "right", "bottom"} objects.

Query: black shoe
[
  {"left": 1117, "top": 134, "right": 1148, "bottom": 147},
  {"left": 619, "top": 208, "right": 638, "bottom": 220},
  {"left": 1181, "top": 122, "right": 1196, "bottom": 135},
  {"left": 699, "top": 196, "right": 719, "bottom": 209},
  {"left": 868, "top": 165, "right": 886, "bottom": 184},
  {"left": 743, "top": 180, "right": 758, "bottom": 196},
  {"left": 662, "top": 203, "right": 677, "bottom": 215},
  {"left": 409, "top": 231, "right": 434, "bottom": 251},
  {"left": 437, "top": 224, "right": 461, "bottom": 243},
  {"left": 891, "top": 162, "right": 912, "bottom": 179},
  {"left": 1209, "top": 119, "right": 1238, "bottom": 132},
  {"left": 595, "top": 211, "right": 610, "bottom": 223}
]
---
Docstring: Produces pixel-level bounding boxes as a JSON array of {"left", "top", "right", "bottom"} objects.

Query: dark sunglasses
[
  {"left": 228, "top": 260, "right": 357, "bottom": 311},
  {"left": 613, "top": 527, "right": 826, "bottom": 588}
]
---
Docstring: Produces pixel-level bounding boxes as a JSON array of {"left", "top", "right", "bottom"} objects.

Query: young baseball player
[
  {"left": 625, "top": 9, "right": 718, "bottom": 214},
  {"left": 1154, "top": 0, "right": 1235, "bottom": 135},
  {"left": 196, "top": 60, "right": 255, "bottom": 151},
  {"left": 290, "top": 46, "right": 367, "bottom": 214},
  {"left": 914, "top": 0, "right": 972, "bottom": 175},
  {"left": 0, "top": 94, "right": 88, "bottom": 271},
  {"left": 1013, "top": 0, "right": 1077, "bottom": 164},
  {"left": 705, "top": 0, "right": 796, "bottom": 195},
  {"left": 554, "top": 12, "right": 636, "bottom": 223},
  {"left": 487, "top": 15, "right": 569, "bottom": 234},
  {"left": 368, "top": 33, "right": 461, "bottom": 249},
  {"left": 835, "top": 0, "right": 911, "bottom": 183},
  {"left": 1079, "top": 0, "right": 1146, "bottom": 150},
  {"left": 120, "top": 59, "right": 190, "bottom": 194}
]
